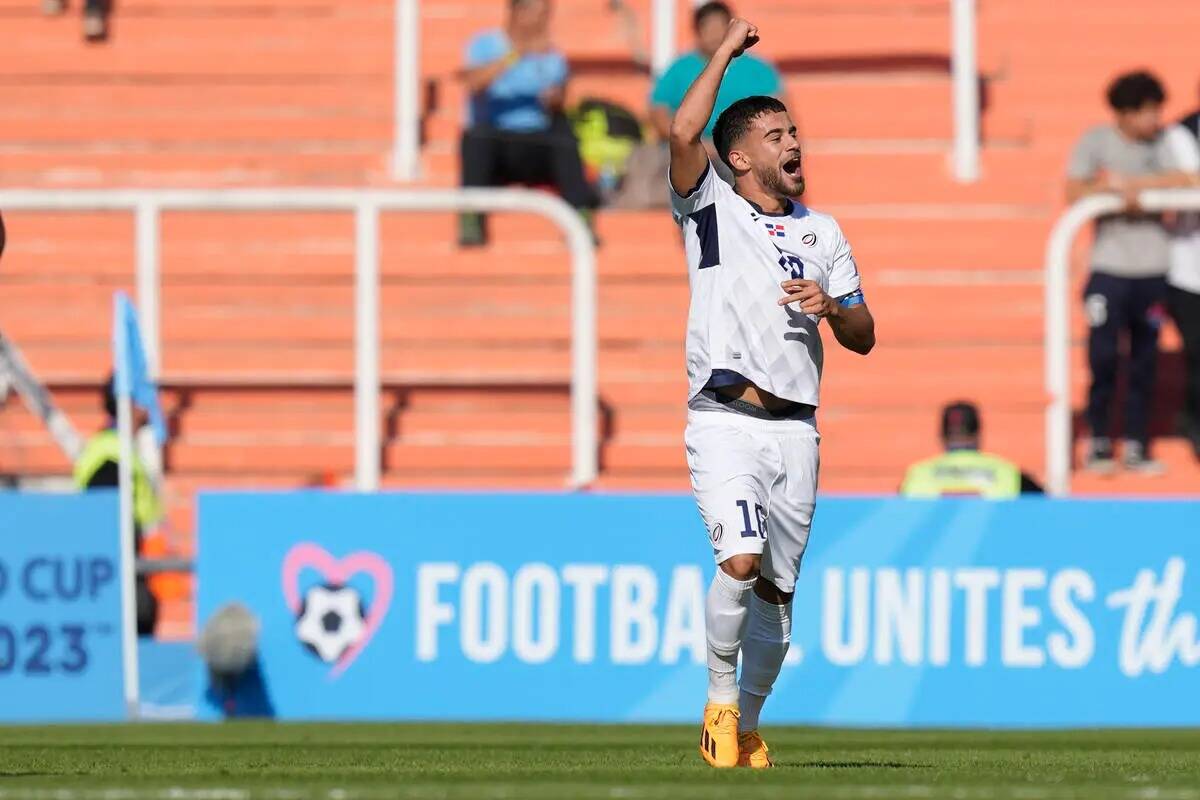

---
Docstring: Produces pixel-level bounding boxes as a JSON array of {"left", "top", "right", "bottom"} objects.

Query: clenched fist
[{"left": 721, "top": 18, "right": 759, "bottom": 58}]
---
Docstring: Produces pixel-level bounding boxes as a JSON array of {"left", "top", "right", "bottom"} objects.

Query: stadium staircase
[{"left": 1, "top": 0, "right": 1198, "bottom": 636}]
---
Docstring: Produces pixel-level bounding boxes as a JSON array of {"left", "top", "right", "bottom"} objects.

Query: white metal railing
[
  {"left": 0, "top": 188, "right": 599, "bottom": 490},
  {"left": 650, "top": 0, "right": 676, "bottom": 78},
  {"left": 950, "top": 0, "right": 979, "bottom": 183},
  {"left": 1043, "top": 188, "right": 1200, "bottom": 496},
  {"left": 393, "top": 0, "right": 421, "bottom": 181}
]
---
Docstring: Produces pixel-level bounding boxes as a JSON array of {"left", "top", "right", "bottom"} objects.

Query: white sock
[
  {"left": 737, "top": 594, "right": 792, "bottom": 732},
  {"left": 705, "top": 568, "right": 756, "bottom": 704}
]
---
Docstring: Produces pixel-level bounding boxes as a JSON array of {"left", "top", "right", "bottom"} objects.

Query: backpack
[{"left": 570, "top": 98, "right": 646, "bottom": 197}]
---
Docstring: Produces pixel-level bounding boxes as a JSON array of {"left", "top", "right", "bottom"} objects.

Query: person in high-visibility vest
[
  {"left": 74, "top": 376, "right": 163, "bottom": 634},
  {"left": 901, "top": 402, "right": 1043, "bottom": 499}
]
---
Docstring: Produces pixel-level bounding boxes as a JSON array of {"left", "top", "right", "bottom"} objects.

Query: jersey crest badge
[{"left": 764, "top": 222, "right": 786, "bottom": 238}]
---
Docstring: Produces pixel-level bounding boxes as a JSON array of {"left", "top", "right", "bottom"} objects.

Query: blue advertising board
[
  {"left": 197, "top": 492, "right": 1200, "bottom": 726},
  {"left": 0, "top": 491, "right": 125, "bottom": 721}
]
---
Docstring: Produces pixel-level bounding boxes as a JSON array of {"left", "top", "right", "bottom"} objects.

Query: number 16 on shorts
[{"left": 736, "top": 500, "right": 767, "bottom": 539}]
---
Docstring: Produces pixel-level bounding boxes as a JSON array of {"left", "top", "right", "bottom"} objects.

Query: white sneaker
[
  {"left": 1084, "top": 438, "right": 1116, "bottom": 475},
  {"left": 1122, "top": 440, "right": 1164, "bottom": 476}
]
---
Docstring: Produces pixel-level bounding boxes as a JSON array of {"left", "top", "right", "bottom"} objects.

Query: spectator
[
  {"left": 653, "top": 2, "right": 781, "bottom": 179},
  {"left": 458, "top": 0, "right": 597, "bottom": 247},
  {"left": 74, "top": 376, "right": 162, "bottom": 635},
  {"left": 1164, "top": 94, "right": 1200, "bottom": 460},
  {"left": 900, "top": 402, "right": 1043, "bottom": 499},
  {"left": 614, "top": 1, "right": 783, "bottom": 207},
  {"left": 42, "top": 0, "right": 109, "bottom": 42},
  {"left": 1065, "top": 70, "right": 1194, "bottom": 475}
]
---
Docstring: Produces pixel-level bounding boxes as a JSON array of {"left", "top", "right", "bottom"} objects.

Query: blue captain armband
[{"left": 837, "top": 289, "right": 865, "bottom": 308}]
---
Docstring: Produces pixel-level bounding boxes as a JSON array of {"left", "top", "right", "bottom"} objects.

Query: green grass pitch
[{"left": 1, "top": 723, "right": 1199, "bottom": 800}]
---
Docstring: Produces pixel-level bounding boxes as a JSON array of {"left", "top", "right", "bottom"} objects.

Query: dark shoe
[
  {"left": 1122, "top": 440, "right": 1165, "bottom": 476},
  {"left": 1083, "top": 437, "right": 1116, "bottom": 475},
  {"left": 458, "top": 213, "right": 486, "bottom": 248},
  {"left": 1181, "top": 418, "right": 1200, "bottom": 461}
]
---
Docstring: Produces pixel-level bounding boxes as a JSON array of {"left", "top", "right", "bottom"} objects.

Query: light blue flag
[{"left": 112, "top": 291, "right": 167, "bottom": 444}]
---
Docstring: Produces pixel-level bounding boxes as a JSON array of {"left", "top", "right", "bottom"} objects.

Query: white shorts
[{"left": 684, "top": 407, "right": 820, "bottom": 594}]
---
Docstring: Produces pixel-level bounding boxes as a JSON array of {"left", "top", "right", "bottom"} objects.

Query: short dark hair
[
  {"left": 693, "top": 1, "right": 732, "bottom": 30},
  {"left": 1106, "top": 70, "right": 1166, "bottom": 112},
  {"left": 941, "top": 401, "right": 981, "bottom": 442},
  {"left": 712, "top": 95, "right": 787, "bottom": 168}
]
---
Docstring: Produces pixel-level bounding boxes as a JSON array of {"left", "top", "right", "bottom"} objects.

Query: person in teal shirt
[
  {"left": 612, "top": 1, "right": 787, "bottom": 208},
  {"left": 650, "top": 2, "right": 782, "bottom": 148}
]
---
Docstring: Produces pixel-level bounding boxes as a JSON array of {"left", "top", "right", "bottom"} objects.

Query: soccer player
[{"left": 667, "top": 18, "right": 875, "bottom": 768}]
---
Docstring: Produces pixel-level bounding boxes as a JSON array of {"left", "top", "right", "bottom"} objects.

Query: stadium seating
[{"left": 2, "top": 0, "right": 1198, "bottom": 635}]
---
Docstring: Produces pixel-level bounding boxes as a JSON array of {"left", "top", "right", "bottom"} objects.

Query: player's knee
[
  {"left": 754, "top": 575, "right": 794, "bottom": 605},
  {"left": 719, "top": 554, "right": 760, "bottom": 581}
]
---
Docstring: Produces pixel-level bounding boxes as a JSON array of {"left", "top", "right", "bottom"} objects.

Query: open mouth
[{"left": 782, "top": 154, "right": 802, "bottom": 178}]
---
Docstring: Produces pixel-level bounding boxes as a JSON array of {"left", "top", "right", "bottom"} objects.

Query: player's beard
[{"left": 755, "top": 163, "right": 806, "bottom": 199}]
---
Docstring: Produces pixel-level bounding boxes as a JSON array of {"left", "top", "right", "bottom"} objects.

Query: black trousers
[
  {"left": 460, "top": 117, "right": 597, "bottom": 219},
  {"left": 1084, "top": 272, "right": 1168, "bottom": 444},
  {"left": 1167, "top": 284, "right": 1200, "bottom": 430}
]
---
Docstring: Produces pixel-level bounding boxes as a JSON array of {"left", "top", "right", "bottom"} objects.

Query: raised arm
[{"left": 668, "top": 18, "right": 759, "bottom": 195}]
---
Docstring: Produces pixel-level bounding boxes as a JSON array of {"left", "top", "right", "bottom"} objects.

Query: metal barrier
[
  {"left": 0, "top": 188, "right": 599, "bottom": 490},
  {"left": 950, "top": 0, "right": 979, "bottom": 183},
  {"left": 393, "top": 0, "right": 420, "bottom": 181},
  {"left": 1043, "top": 188, "right": 1200, "bottom": 496}
]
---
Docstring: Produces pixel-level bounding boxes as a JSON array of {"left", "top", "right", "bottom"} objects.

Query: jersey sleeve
[
  {"left": 668, "top": 158, "right": 724, "bottom": 219},
  {"left": 465, "top": 31, "right": 505, "bottom": 69},
  {"left": 543, "top": 51, "right": 569, "bottom": 88},
  {"left": 827, "top": 221, "right": 863, "bottom": 303},
  {"left": 1066, "top": 128, "right": 1102, "bottom": 180}
]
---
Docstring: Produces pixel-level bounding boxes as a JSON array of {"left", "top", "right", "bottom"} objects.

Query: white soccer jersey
[{"left": 670, "top": 160, "right": 864, "bottom": 406}]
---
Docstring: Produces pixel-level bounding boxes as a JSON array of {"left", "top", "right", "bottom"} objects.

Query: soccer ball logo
[{"left": 294, "top": 583, "right": 368, "bottom": 664}]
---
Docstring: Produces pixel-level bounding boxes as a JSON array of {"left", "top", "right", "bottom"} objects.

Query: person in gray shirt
[{"left": 1066, "top": 70, "right": 1194, "bottom": 474}]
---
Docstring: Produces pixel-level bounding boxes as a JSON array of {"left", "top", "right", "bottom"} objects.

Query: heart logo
[{"left": 281, "top": 543, "right": 394, "bottom": 678}]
